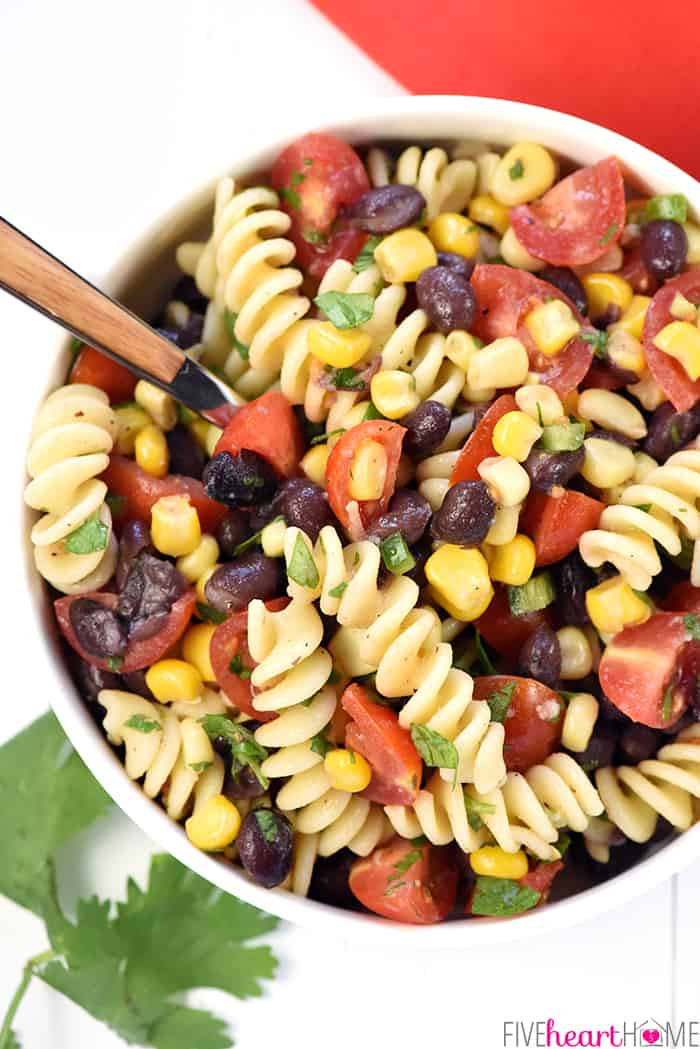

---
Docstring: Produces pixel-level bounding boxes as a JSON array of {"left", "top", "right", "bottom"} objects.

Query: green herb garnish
[
  {"left": 223, "top": 308, "right": 250, "bottom": 359},
  {"left": 313, "top": 290, "right": 375, "bottom": 329},
  {"left": 661, "top": 681, "right": 674, "bottom": 722},
  {"left": 106, "top": 655, "right": 123, "bottom": 672},
  {"left": 199, "top": 714, "right": 269, "bottom": 788},
  {"left": 310, "top": 733, "right": 333, "bottom": 758},
  {"left": 410, "top": 724, "right": 458, "bottom": 776},
  {"left": 509, "top": 158, "right": 525, "bottom": 180},
  {"left": 189, "top": 760, "right": 213, "bottom": 773},
  {"left": 581, "top": 329, "right": 609, "bottom": 357},
  {"left": 104, "top": 492, "right": 127, "bottom": 516},
  {"left": 324, "top": 365, "right": 366, "bottom": 390},
  {"left": 328, "top": 582, "right": 348, "bottom": 598},
  {"left": 555, "top": 831, "right": 571, "bottom": 858},
  {"left": 684, "top": 614, "right": 700, "bottom": 640},
  {"left": 464, "top": 793, "right": 496, "bottom": 831},
  {"left": 64, "top": 512, "right": 108, "bottom": 555},
  {"left": 364, "top": 400, "right": 385, "bottom": 420},
  {"left": 311, "top": 428, "right": 344, "bottom": 445},
  {"left": 254, "top": 809, "right": 280, "bottom": 844},
  {"left": 643, "top": 193, "right": 688, "bottom": 224},
  {"left": 353, "top": 235, "right": 383, "bottom": 273},
  {"left": 195, "top": 602, "right": 227, "bottom": 624},
  {"left": 599, "top": 222, "right": 619, "bottom": 247},
  {"left": 487, "top": 681, "right": 516, "bottom": 723},
  {"left": 471, "top": 876, "right": 541, "bottom": 917},
  {"left": 474, "top": 631, "right": 497, "bottom": 675},
  {"left": 379, "top": 532, "right": 416, "bottom": 576},
  {"left": 229, "top": 653, "right": 252, "bottom": 679},
  {"left": 287, "top": 533, "right": 320, "bottom": 588},
  {"left": 302, "top": 229, "right": 327, "bottom": 245},
  {"left": 280, "top": 185, "right": 301, "bottom": 209},
  {"left": 232, "top": 517, "right": 283, "bottom": 558},
  {"left": 124, "top": 715, "right": 162, "bottom": 734}
]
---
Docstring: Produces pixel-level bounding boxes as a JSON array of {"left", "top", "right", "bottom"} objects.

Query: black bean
[
  {"left": 436, "top": 251, "right": 476, "bottom": 281},
  {"left": 309, "top": 850, "right": 359, "bottom": 909},
  {"left": 171, "top": 275, "right": 208, "bottom": 313},
  {"left": 400, "top": 400, "right": 452, "bottom": 459},
  {"left": 223, "top": 765, "right": 267, "bottom": 801},
  {"left": 618, "top": 724, "right": 664, "bottom": 764},
  {"left": 119, "top": 670, "right": 154, "bottom": 700},
  {"left": 572, "top": 722, "right": 618, "bottom": 772},
  {"left": 344, "top": 185, "right": 425, "bottom": 234},
  {"left": 366, "top": 488, "right": 432, "bottom": 545},
  {"left": 524, "top": 447, "right": 585, "bottom": 492},
  {"left": 416, "top": 266, "right": 477, "bottom": 334},
  {"left": 216, "top": 510, "right": 251, "bottom": 558},
  {"left": 117, "top": 553, "right": 187, "bottom": 641},
  {"left": 115, "top": 519, "right": 152, "bottom": 590},
  {"left": 587, "top": 428, "right": 637, "bottom": 450},
  {"left": 553, "top": 553, "right": 595, "bottom": 627},
  {"left": 644, "top": 402, "right": 700, "bottom": 463},
  {"left": 516, "top": 625, "right": 561, "bottom": 688},
  {"left": 157, "top": 314, "right": 205, "bottom": 351},
  {"left": 165, "top": 425, "right": 206, "bottom": 479},
  {"left": 204, "top": 552, "right": 282, "bottom": 614},
  {"left": 431, "top": 481, "right": 496, "bottom": 546},
  {"left": 598, "top": 692, "right": 632, "bottom": 725},
  {"left": 538, "top": 266, "right": 587, "bottom": 316},
  {"left": 237, "top": 809, "right": 294, "bottom": 888},
  {"left": 203, "top": 450, "right": 278, "bottom": 508},
  {"left": 277, "top": 477, "right": 335, "bottom": 542},
  {"left": 71, "top": 655, "right": 121, "bottom": 702},
  {"left": 69, "top": 599, "right": 127, "bottom": 659},
  {"left": 641, "top": 219, "right": 688, "bottom": 283},
  {"left": 593, "top": 304, "right": 622, "bottom": 329}
]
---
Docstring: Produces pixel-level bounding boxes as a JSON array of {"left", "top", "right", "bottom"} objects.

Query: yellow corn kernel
[
  {"left": 684, "top": 222, "right": 700, "bottom": 264},
  {"left": 374, "top": 229, "right": 438, "bottom": 283},
  {"left": 610, "top": 294, "right": 652, "bottom": 340},
  {"left": 670, "top": 293, "right": 698, "bottom": 322},
  {"left": 261, "top": 517, "right": 287, "bottom": 557},
  {"left": 580, "top": 437, "right": 636, "bottom": 489},
  {"left": 146, "top": 658, "right": 204, "bottom": 703},
  {"left": 515, "top": 384, "right": 564, "bottom": 426},
  {"left": 490, "top": 142, "right": 557, "bottom": 207},
  {"left": 492, "top": 411, "right": 542, "bottom": 462},
  {"left": 478, "top": 456, "right": 531, "bottom": 507},
  {"left": 582, "top": 273, "right": 634, "bottom": 323},
  {"left": 428, "top": 212, "right": 481, "bottom": 258},
  {"left": 176, "top": 534, "right": 219, "bottom": 583},
  {"left": 653, "top": 321, "right": 700, "bottom": 380},
  {"left": 606, "top": 329, "right": 646, "bottom": 377},
  {"left": 444, "top": 331, "right": 481, "bottom": 372},
  {"left": 485, "top": 506, "right": 521, "bottom": 546},
  {"left": 489, "top": 534, "right": 536, "bottom": 586},
  {"left": 370, "top": 370, "right": 419, "bottom": 420},
  {"left": 134, "top": 379, "right": 177, "bottom": 431},
  {"left": 114, "top": 402, "right": 151, "bottom": 455},
  {"left": 577, "top": 388, "right": 647, "bottom": 440},
  {"left": 561, "top": 693, "right": 600, "bottom": 753},
  {"left": 468, "top": 337, "right": 529, "bottom": 390},
  {"left": 348, "top": 440, "right": 388, "bottom": 501},
  {"left": 585, "top": 575, "right": 651, "bottom": 635},
  {"left": 182, "top": 622, "right": 217, "bottom": 682},
  {"left": 525, "top": 300, "right": 581, "bottom": 357},
  {"left": 196, "top": 564, "right": 218, "bottom": 604},
  {"left": 499, "top": 226, "right": 546, "bottom": 272},
  {"left": 151, "top": 494, "right": 202, "bottom": 557},
  {"left": 470, "top": 845, "right": 529, "bottom": 880},
  {"left": 301, "top": 444, "right": 330, "bottom": 487},
  {"left": 468, "top": 194, "right": 510, "bottom": 235},
  {"left": 180, "top": 716, "right": 216, "bottom": 770},
  {"left": 134, "top": 424, "right": 169, "bottom": 478},
  {"left": 425, "top": 544, "right": 494, "bottom": 622},
  {"left": 308, "top": 321, "right": 372, "bottom": 368},
  {"left": 556, "top": 626, "right": 594, "bottom": 680},
  {"left": 185, "top": 795, "right": 241, "bottom": 851},
  {"left": 324, "top": 749, "right": 372, "bottom": 793}
]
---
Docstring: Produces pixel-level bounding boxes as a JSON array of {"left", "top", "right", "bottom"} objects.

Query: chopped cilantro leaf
[
  {"left": 287, "top": 533, "right": 320, "bottom": 589},
  {"left": 196, "top": 603, "right": 227, "bottom": 624},
  {"left": 509, "top": 158, "right": 525, "bottom": 180},
  {"left": 599, "top": 222, "right": 619, "bottom": 246},
  {"left": 487, "top": 682, "right": 516, "bottom": 723},
  {"left": 352, "top": 235, "right": 382, "bottom": 273},
  {"left": 64, "top": 512, "right": 108, "bottom": 555},
  {"left": 313, "top": 290, "right": 375, "bottom": 329},
  {"left": 124, "top": 715, "right": 162, "bottom": 734},
  {"left": 471, "top": 876, "right": 541, "bottom": 917},
  {"left": 410, "top": 724, "right": 458, "bottom": 774},
  {"left": 464, "top": 793, "right": 496, "bottom": 831},
  {"left": 280, "top": 186, "right": 301, "bottom": 209}
]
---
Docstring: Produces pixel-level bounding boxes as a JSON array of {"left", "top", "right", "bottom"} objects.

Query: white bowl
[{"left": 31, "top": 95, "right": 700, "bottom": 946}]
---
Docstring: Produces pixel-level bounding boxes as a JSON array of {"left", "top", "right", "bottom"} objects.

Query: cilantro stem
[{"left": 0, "top": 949, "right": 57, "bottom": 1047}]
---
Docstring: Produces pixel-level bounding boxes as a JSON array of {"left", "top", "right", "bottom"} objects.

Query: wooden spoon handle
[{"left": 0, "top": 217, "right": 184, "bottom": 384}]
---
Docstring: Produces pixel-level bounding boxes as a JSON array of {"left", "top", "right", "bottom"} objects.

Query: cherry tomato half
[
  {"left": 470, "top": 266, "right": 594, "bottom": 396},
  {"left": 271, "top": 132, "right": 369, "bottom": 280},
  {"left": 519, "top": 489, "right": 604, "bottom": 567},
  {"left": 54, "top": 589, "right": 196, "bottom": 673},
  {"left": 474, "top": 584, "right": 553, "bottom": 660},
  {"left": 510, "top": 157, "right": 626, "bottom": 267},
  {"left": 325, "top": 420, "right": 405, "bottom": 537},
  {"left": 101, "top": 455, "right": 227, "bottom": 535},
  {"left": 209, "top": 597, "right": 290, "bottom": 722},
  {"left": 449, "top": 394, "right": 517, "bottom": 484},
  {"left": 599, "top": 612, "right": 700, "bottom": 728},
  {"left": 643, "top": 270, "right": 700, "bottom": 412},
  {"left": 214, "top": 391, "right": 304, "bottom": 478},
  {"left": 472, "top": 675, "right": 564, "bottom": 773},
  {"left": 70, "top": 346, "right": 137, "bottom": 404},
  {"left": 519, "top": 859, "right": 565, "bottom": 901},
  {"left": 349, "top": 836, "right": 458, "bottom": 924},
  {"left": 341, "top": 683, "right": 422, "bottom": 805}
]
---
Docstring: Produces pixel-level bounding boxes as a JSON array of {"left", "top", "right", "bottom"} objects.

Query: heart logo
[{"left": 642, "top": 1031, "right": 660, "bottom": 1045}]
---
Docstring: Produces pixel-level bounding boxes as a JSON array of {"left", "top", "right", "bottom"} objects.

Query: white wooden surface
[{"left": 1, "top": 1, "right": 698, "bottom": 1045}]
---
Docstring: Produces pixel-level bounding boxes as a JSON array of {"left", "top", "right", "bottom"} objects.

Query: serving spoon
[{"left": 0, "top": 217, "right": 240, "bottom": 427}]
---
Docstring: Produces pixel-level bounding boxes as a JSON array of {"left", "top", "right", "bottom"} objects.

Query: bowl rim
[{"left": 39, "top": 93, "right": 700, "bottom": 946}]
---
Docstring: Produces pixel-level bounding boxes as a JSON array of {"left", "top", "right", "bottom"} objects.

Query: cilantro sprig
[
  {"left": 64, "top": 512, "right": 108, "bottom": 555},
  {"left": 199, "top": 714, "right": 269, "bottom": 789}
]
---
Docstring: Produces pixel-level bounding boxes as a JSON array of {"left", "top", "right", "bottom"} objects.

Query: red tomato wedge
[
  {"left": 325, "top": 420, "right": 405, "bottom": 537},
  {"left": 519, "top": 860, "right": 565, "bottom": 901},
  {"left": 599, "top": 612, "right": 700, "bottom": 728},
  {"left": 470, "top": 266, "right": 594, "bottom": 395},
  {"left": 55, "top": 589, "right": 196, "bottom": 673},
  {"left": 341, "top": 683, "right": 422, "bottom": 805},
  {"left": 520, "top": 489, "right": 604, "bottom": 567},
  {"left": 70, "top": 346, "right": 137, "bottom": 404},
  {"left": 643, "top": 270, "right": 700, "bottom": 412},
  {"left": 510, "top": 157, "right": 626, "bottom": 267},
  {"left": 271, "top": 132, "right": 369, "bottom": 280},
  {"left": 349, "top": 837, "right": 458, "bottom": 924},
  {"left": 209, "top": 598, "right": 289, "bottom": 722},
  {"left": 474, "top": 585, "right": 553, "bottom": 660},
  {"left": 472, "top": 675, "right": 564, "bottom": 773},
  {"left": 449, "top": 394, "right": 517, "bottom": 484},
  {"left": 214, "top": 391, "right": 304, "bottom": 478},
  {"left": 663, "top": 582, "right": 700, "bottom": 614},
  {"left": 101, "top": 455, "right": 227, "bottom": 534}
]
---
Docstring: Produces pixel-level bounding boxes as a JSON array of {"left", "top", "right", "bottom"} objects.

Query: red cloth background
[{"left": 312, "top": 0, "right": 700, "bottom": 179}]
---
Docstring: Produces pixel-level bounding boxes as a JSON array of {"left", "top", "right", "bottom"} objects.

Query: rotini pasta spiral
[
  {"left": 595, "top": 723, "right": 700, "bottom": 842},
  {"left": 24, "top": 384, "right": 118, "bottom": 594},
  {"left": 380, "top": 312, "right": 469, "bottom": 409},
  {"left": 99, "top": 688, "right": 226, "bottom": 820},
  {"left": 366, "top": 145, "right": 477, "bottom": 220},
  {"left": 385, "top": 773, "right": 489, "bottom": 854},
  {"left": 579, "top": 449, "right": 700, "bottom": 590}
]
